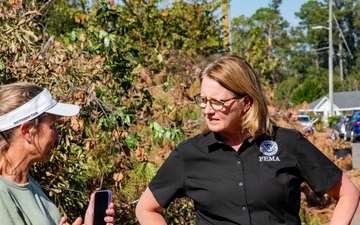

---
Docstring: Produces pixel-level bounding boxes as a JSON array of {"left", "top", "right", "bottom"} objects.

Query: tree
[
  {"left": 1, "top": 0, "right": 224, "bottom": 223},
  {"left": 296, "top": 0, "right": 359, "bottom": 91},
  {"left": 289, "top": 71, "right": 328, "bottom": 105},
  {"left": 221, "top": 0, "right": 230, "bottom": 52},
  {"left": 230, "top": 0, "right": 290, "bottom": 86}
]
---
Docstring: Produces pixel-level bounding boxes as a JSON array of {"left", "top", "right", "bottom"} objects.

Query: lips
[{"left": 206, "top": 117, "right": 219, "bottom": 123}]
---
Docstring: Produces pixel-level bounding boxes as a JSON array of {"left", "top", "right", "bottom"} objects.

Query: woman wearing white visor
[{"left": 0, "top": 82, "right": 115, "bottom": 225}]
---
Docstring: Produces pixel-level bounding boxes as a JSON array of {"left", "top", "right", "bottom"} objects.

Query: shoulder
[
  {"left": 0, "top": 176, "right": 12, "bottom": 196},
  {"left": 177, "top": 132, "right": 214, "bottom": 152},
  {"left": 258, "top": 126, "right": 307, "bottom": 153},
  {"left": 273, "top": 126, "right": 301, "bottom": 135},
  {"left": 272, "top": 126, "right": 303, "bottom": 140},
  {"left": 270, "top": 126, "right": 322, "bottom": 157},
  {"left": 179, "top": 132, "right": 207, "bottom": 145},
  {"left": 165, "top": 132, "right": 217, "bottom": 160},
  {"left": 27, "top": 175, "right": 51, "bottom": 199},
  {"left": 0, "top": 178, "right": 16, "bottom": 208}
]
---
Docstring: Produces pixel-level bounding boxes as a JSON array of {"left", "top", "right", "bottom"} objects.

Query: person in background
[
  {"left": 135, "top": 55, "right": 360, "bottom": 225},
  {"left": 0, "top": 82, "right": 115, "bottom": 225}
]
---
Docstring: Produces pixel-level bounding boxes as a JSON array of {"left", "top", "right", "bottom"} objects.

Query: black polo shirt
[{"left": 149, "top": 126, "right": 342, "bottom": 225}]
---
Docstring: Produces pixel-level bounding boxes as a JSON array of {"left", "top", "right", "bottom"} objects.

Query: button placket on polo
[
  {"left": 235, "top": 154, "right": 248, "bottom": 213},
  {"left": 237, "top": 160, "right": 244, "bottom": 187}
]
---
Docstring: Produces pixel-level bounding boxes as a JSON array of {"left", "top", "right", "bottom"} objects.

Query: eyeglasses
[{"left": 194, "top": 94, "right": 244, "bottom": 111}]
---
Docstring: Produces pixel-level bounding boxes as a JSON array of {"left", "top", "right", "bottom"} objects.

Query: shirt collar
[{"left": 205, "top": 131, "right": 255, "bottom": 153}]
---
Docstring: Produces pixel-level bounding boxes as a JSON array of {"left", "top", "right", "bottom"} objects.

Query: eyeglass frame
[{"left": 193, "top": 93, "right": 246, "bottom": 111}]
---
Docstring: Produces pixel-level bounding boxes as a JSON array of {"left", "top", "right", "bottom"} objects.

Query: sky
[{"left": 229, "top": 0, "right": 312, "bottom": 26}]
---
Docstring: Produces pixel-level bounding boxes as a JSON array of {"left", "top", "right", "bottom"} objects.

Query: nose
[{"left": 203, "top": 101, "right": 214, "bottom": 114}]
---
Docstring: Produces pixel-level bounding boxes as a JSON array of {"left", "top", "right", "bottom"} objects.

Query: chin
[{"left": 207, "top": 125, "right": 223, "bottom": 133}]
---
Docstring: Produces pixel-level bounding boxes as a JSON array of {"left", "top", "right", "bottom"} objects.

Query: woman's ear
[
  {"left": 243, "top": 95, "right": 252, "bottom": 112},
  {"left": 19, "top": 122, "right": 33, "bottom": 143}
]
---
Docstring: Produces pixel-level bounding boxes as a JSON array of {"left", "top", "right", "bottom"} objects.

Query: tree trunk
[{"left": 222, "top": 0, "right": 230, "bottom": 52}]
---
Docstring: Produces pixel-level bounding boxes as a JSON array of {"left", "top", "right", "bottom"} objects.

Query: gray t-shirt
[{"left": 0, "top": 174, "right": 62, "bottom": 225}]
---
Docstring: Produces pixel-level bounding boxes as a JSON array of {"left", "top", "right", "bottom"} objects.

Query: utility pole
[{"left": 329, "top": 0, "right": 334, "bottom": 117}]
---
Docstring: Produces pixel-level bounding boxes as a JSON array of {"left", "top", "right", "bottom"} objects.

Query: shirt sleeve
[
  {"left": 148, "top": 148, "right": 185, "bottom": 208},
  {"left": 0, "top": 191, "right": 27, "bottom": 225},
  {"left": 294, "top": 132, "right": 342, "bottom": 197}
]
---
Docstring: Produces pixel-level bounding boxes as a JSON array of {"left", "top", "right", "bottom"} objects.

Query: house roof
[{"left": 308, "top": 91, "right": 360, "bottom": 111}]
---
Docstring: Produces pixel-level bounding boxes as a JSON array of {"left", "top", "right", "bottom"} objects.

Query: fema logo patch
[{"left": 260, "top": 140, "right": 278, "bottom": 156}]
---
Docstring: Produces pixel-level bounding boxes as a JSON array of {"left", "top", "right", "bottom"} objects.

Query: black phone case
[{"left": 93, "top": 190, "right": 112, "bottom": 225}]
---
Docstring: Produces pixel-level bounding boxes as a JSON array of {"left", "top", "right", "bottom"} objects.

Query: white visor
[{"left": 0, "top": 89, "right": 80, "bottom": 132}]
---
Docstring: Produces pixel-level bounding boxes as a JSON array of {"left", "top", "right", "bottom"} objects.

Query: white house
[{"left": 298, "top": 91, "right": 360, "bottom": 122}]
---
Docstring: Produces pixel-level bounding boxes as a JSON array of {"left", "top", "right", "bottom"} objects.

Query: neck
[
  {"left": 1, "top": 170, "right": 29, "bottom": 184},
  {"left": 0, "top": 148, "right": 31, "bottom": 184},
  {"left": 220, "top": 132, "right": 248, "bottom": 151}
]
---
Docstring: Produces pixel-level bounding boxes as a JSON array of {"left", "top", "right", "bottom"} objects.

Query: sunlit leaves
[
  {"left": 149, "top": 121, "right": 184, "bottom": 145},
  {"left": 2, "top": 0, "right": 222, "bottom": 224}
]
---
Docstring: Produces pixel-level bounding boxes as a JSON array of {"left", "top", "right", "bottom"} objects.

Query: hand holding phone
[{"left": 93, "top": 190, "right": 112, "bottom": 225}]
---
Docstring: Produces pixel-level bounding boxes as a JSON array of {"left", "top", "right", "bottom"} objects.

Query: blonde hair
[
  {"left": 200, "top": 55, "right": 272, "bottom": 140},
  {"left": 0, "top": 82, "right": 45, "bottom": 174}
]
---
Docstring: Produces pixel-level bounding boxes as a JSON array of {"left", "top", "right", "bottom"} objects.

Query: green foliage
[
  {"left": 230, "top": 5, "right": 290, "bottom": 86},
  {"left": 0, "top": 2, "right": 44, "bottom": 83},
  {"left": 1, "top": 0, "right": 224, "bottom": 223},
  {"left": 163, "top": 198, "right": 195, "bottom": 225},
  {"left": 309, "top": 216, "right": 322, "bottom": 225},
  {"left": 3, "top": 0, "right": 360, "bottom": 224},
  {"left": 119, "top": 0, "right": 223, "bottom": 55},
  {"left": 299, "top": 207, "right": 308, "bottom": 224},
  {"left": 43, "top": 2, "right": 86, "bottom": 38},
  {"left": 121, "top": 162, "right": 157, "bottom": 201},
  {"left": 290, "top": 75, "right": 327, "bottom": 105},
  {"left": 328, "top": 115, "right": 341, "bottom": 128},
  {"left": 274, "top": 77, "right": 299, "bottom": 108},
  {"left": 149, "top": 121, "right": 184, "bottom": 145}
]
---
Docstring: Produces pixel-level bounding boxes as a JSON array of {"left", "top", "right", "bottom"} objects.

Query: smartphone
[{"left": 93, "top": 190, "right": 112, "bottom": 225}]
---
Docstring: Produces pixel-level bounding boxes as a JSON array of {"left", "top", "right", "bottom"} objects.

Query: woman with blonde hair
[
  {"left": 136, "top": 55, "right": 359, "bottom": 224},
  {"left": 0, "top": 82, "right": 115, "bottom": 225}
]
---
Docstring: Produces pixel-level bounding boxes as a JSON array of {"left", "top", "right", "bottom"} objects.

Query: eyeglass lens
[{"left": 195, "top": 95, "right": 227, "bottom": 110}]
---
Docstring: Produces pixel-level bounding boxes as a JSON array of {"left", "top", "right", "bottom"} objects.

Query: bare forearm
[
  {"left": 137, "top": 211, "right": 167, "bottom": 225},
  {"left": 330, "top": 191, "right": 360, "bottom": 225}
]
